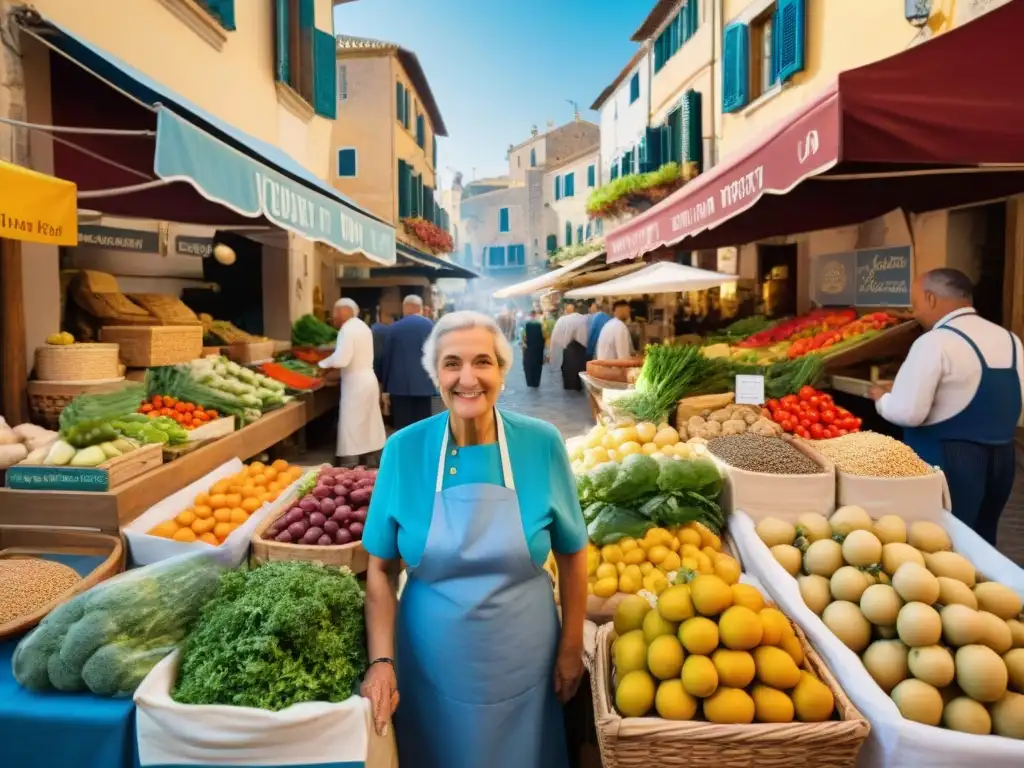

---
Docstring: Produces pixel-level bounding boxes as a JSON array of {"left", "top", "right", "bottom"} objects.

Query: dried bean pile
[
  {"left": 708, "top": 433, "right": 824, "bottom": 475},
  {"left": 0, "top": 557, "right": 81, "bottom": 624},
  {"left": 814, "top": 431, "right": 932, "bottom": 477}
]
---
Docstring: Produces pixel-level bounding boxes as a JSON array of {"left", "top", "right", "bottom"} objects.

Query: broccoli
[
  {"left": 48, "top": 651, "right": 86, "bottom": 692},
  {"left": 11, "top": 620, "right": 65, "bottom": 691},
  {"left": 603, "top": 453, "right": 660, "bottom": 503},
  {"left": 59, "top": 611, "right": 121, "bottom": 671},
  {"left": 81, "top": 641, "right": 175, "bottom": 697}
]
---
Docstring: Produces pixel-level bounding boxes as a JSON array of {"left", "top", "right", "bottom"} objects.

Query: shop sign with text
[{"left": 811, "top": 246, "right": 912, "bottom": 307}]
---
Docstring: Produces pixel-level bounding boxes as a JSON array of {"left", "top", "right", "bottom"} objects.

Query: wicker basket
[
  {"left": 34, "top": 343, "right": 121, "bottom": 382},
  {"left": 591, "top": 621, "right": 870, "bottom": 768},
  {"left": 27, "top": 379, "right": 128, "bottom": 429},
  {"left": 101, "top": 325, "right": 203, "bottom": 367},
  {"left": 225, "top": 340, "right": 277, "bottom": 365}
]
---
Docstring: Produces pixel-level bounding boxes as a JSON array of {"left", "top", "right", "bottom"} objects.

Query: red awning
[{"left": 606, "top": 0, "right": 1024, "bottom": 263}]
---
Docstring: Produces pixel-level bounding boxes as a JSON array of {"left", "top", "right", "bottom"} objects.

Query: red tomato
[
  {"left": 798, "top": 386, "right": 817, "bottom": 401},
  {"left": 781, "top": 420, "right": 794, "bottom": 432},
  {"left": 820, "top": 408, "right": 837, "bottom": 425},
  {"left": 837, "top": 429, "right": 849, "bottom": 437},
  {"left": 781, "top": 394, "right": 800, "bottom": 408},
  {"left": 854, "top": 417, "right": 863, "bottom": 428},
  {"left": 808, "top": 396, "right": 821, "bottom": 408},
  {"left": 796, "top": 426, "right": 811, "bottom": 439},
  {"left": 766, "top": 399, "right": 780, "bottom": 410},
  {"left": 837, "top": 407, "right": 852, "bottom": 418},
  {"left": 805, "top": 410, "right": 820, "bottom": 425},
  {"left": 826, "top": 426, "right": 840, "bottom": 439},
  {"left": 800, "top": 418, "right": 812, "bottom": 429},
  {"left": 841, "top": 417, "right": 858, "bottom": 431},
  {"left": 810, "top": 423, "right": 825, "bottom": 439},
  {"left": 774, "top": 409, "right": 791, "bottom": 423}
]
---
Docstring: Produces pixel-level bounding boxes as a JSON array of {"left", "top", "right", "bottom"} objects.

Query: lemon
[
  {"left": 648, "top": 635, "right": 685, "bottom": 679},
  {"left": 639, "top": 562, "right": 655, "bottom": 576},
  {"left": 659, "top": 551, "right": 682, "bottom": 573},
  {"left": 615, "top": 670, "right": 656, "bottom": 717},
  {"left": 752, "top": 684, "right": 795, "bottom": 723},
  {"left": 657, "top": 584, "right": 696, "bottom": 622},
  {"left": 636, "top": 421, "right": 658, "bottom": 443},
  {"left": 596, "top": 562, "right": 618, "bottom": 581},
  {"left": 695, "top": 552, "right": 714, "bottom": 574},
  {"left": 613, "top": 630, "right": 648, "bottom": 676},
  {"left": 594, "top": 576, "right": 618, "bottom": 598},
  {"left": 602, "top": 544, "right": 624, "bottom": 564},
  {"left": 643, "top": 608, "right": 679, "bottom": 643},
  {"left": 647, "top": 545, "right": 670, "bottom": 565},
  {"left": 618, "top": 441, "right": 642, "bottom": 456},
  {"left": 753, "top": 645, "right": 802, "bottom": 689},
  {"left": 712, "top": 648, "right": 756, "bottom": 688},
  {"left": 703, "top": 687, "right": 755, "bottom": 724},
  {"left": 714, "top": 555, "right": 742, "bottom": 585},
  {"left": 730, "top": 583, "right": 766, "bottom": 613},
  {"left": 678, "top": 528, "right": 703, "bottom": 548},
  {"left": 759, "top": 608, "right": 790, "bottom": 646},
  {"left": 618, "top": 572, "right": 642, "bottom": 594},
  {"left": 791, "top": 671, "right": 835, "bottom": 722},
  {"left": 613, "top": 595, "right": 652, "bottom": 636},
  {"left": 681, "top": 654, "right": 719, "bottom": 698},
  {"left": 622, "top": 547, "right": 647, "bottom": 566},
  {"left": 643, "top": 570, "right": 669, "bottom": 595},
  {"left": 616, "top": 561, "right": 626, "bottom": 574},
  {"left": 601, "top": 434, "right": 618, "bottom": 450},
  {"left": 690, "top": 575, "right": 733, "bottom": 617},
  {"left": 641, "top": 442, "right": 659, "bottom": 455},
  {"left": 655, "top": 679, "right": 698, "bottom": 720},
  {"left": 619, "top": 537, "right": 638, "bottom": 552},
  {"left": 718, "top": 606, "right": 764, "bottom": 650},
  {"left": 679, "top": 617, "right": 719, "bottom": 655},
  {"left": 586, "top": 549, "right": 601, "bottom": 576}
]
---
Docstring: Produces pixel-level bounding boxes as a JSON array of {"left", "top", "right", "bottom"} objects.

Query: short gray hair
[
  {"left": 403, "top": 294, "right": 424, "bottom": 307},
  {"left": 421, "top": 310, "right": 514, "bottom": 387},
  {"left": 334, "top": 298, "right": 359, "bottom": 314},
  {"left": 921, "top": 268, "right": 973, "bottom": 301}
]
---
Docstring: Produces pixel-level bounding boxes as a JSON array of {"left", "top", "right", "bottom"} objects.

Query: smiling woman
[{"left": 360, "top": 310, "right": 590, "bottom": 768}]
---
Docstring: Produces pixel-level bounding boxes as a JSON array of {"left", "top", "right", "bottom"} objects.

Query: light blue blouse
[{"left": 363, "top": 410, "right": 587, "bottom": 567}]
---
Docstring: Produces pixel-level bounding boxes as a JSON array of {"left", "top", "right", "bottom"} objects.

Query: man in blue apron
[{"left": 870, "top": 268, "right": 1023, "bottom": 545}]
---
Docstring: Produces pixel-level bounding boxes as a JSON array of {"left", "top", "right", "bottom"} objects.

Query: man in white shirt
[
  {"left": 596, "top": 300, "right": 635, "bottom": 361},
  {"left": 548, "top": 303, "right": 589, "bottom": 391},
  {"left": 870, "top": 268, "right": 1023, "bottom": 545}
]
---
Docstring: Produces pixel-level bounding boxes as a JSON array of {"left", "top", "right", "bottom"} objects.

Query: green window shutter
[
  {"left": 644, "top": 127, "right": 662, "bottom": 172},
  {"left": 404, "top": 91, "right": 411, "bottom": 129},
  {"left": 312, "top": 29, "right": 337, "bottom": 118},
  {"left": 410, "top": 175, "right": 421, "bottom": 218},
  {"left": 432, "top": 136, "right": 438, "bottom": 167},
  {"left": 722, "top": 23, "right": 750, "bottom": 113},
  {"left": 554, "top": 176, "right": 561, "bottom": 201},
  {"left": 585, "top": 222, "right": 592, "bottom": 240},
  {"left": 587, "top": 165, "right": 595, "bottom": 187},
  {"left": 396, "top": 82, "right": 405, "bottom": 123},
  {"left": 776, "top": 0, "right": 806, "bottom": 81},
  {"left": 296, "top": 0, "right": 315, "bottom": 101},
  {"left": 565, "top": 222, "right": 572, "bottom": 246},
  {"left": 681, "top": 90, "right": 703, "bottom": 172},
  {"left": 499, "top": 207, "right": 509, "bottom": 232},
  {"left": 397, "top": 160, "right": 410, "bottom": 218},
  {"left": 337, "top": 149, "right": 357, "bottom": 177},
  {"left": 416, "top": 114, "right": 425, "bottom": 148},
  {"left": 200, "top": 0, "right": 236, "bottom": 30},
  {"left": 274, "top": 0, "right": 289, "bottom": 83},
  {"left": 565, "top": 172, "right": 574, "bottom": 198},
  {"left": 610, "top": 164, "right": 618, "bottom": 181},
  {"left": 687, "top": 0, "right": 699, "bottom": 34},
  {"left": 576, "top": 226, "right": 583, "bottom": 243},
  {"left": 530, "top": 148, "right": 536, "bottom": 167},
  {"left": 423, "top": 185, "right": 434, "bottom": 223},
  {"left": 546, "top": 234, "right": 557, "bottom": 254}
]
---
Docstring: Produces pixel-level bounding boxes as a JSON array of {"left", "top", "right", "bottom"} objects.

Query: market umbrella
[
  {"left": 491, "top": 250, "right": 605, "bottom": 298},
  {"left": 564, "top": 261, "right": 736, "bottom": 297}
]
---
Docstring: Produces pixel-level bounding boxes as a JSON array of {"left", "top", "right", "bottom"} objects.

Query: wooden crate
[
  {"left": 34, "top": 343, "right": 120, "bottom": 382},
  {"left": 225, "top": 340, "right": 276, "bottom": 365},
  {"left": 5, "top": 442, "right": 163, "bottom": 493},
  {"left": 100, "top": 325, "right": 203, "bottom": 367}
]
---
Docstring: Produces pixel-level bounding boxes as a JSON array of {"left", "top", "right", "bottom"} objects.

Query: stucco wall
[
  {"left": 545, "top": 150, "right": 600, "bottom": 248},
  {"left": 460, "top": 187, "right": 529, "bottom": 269},
  {"left": 597, "top": 51, "right": 650, "bottom": 184},
  {"left": 650, "top": 1, "right": 713, "bottom": 120}
]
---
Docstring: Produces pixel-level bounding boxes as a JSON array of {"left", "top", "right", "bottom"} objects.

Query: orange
[
  {"left": 198, "top": 532, "right": 219, "bottom": 546},
  {"left": 149, "top": 521, "right": 179, "bottom": 538},
  {"left": 248, "top": 461, "right": 265, "bottom": 472},
  {"left": 258, "top": 492, "right": 272, "bottom": 505},
  {"left": 263, "top": 467, "right": 278, "bottom": 482},
  {"left": 271, "top": 459, "right": 289, "bottom": 471},
  {"left": 241, "top": 497, "right": 261, "bottom": 513},
  {"left": 268, "top": 491, "right": 281, "bottom": 502},
  {"left": 172, "top": 528, "right": 197, "bottom": 543},
  {"left": 194, "top": 492, "right": 211, "bottom": 507},
  {"left": 228, "top": 484, "right": 242, "bottom": 495},
  {"left": 213, "top": 508, "right": 232, "bottom": 523},
  {"left": 229, "top": 508, "right": 249, "bottom": 524},
  {"left": 194, "top": 504, "right": 213, "bottom": 519},
  {"left": 191, "top": 517, "right": 216, "bottom": 534},
  {"left": 176, "top": 509, "right": 197, "bottom": 526},
  {"left": 249, "top": 473, "right": 267, "bottom": 487},
  {"left": 209, "top": 493, "right": 228, "bottom": 510},
  {"left": 267, "top": 482, "right": 282, "bottom": 493},
  {"left": 210, "top": 480, "right": 231, "bottom": 496},
  {"left": 213, "top": 522, "right": 234, "bottom": 540},
  {"left": 225, "top": 493, "right": 243, "bottom": 508}
]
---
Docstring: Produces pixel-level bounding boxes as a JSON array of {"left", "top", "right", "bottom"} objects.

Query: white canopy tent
[
  {"left": 491, "top": 251, "right": 604, "bottom": 298},
  {"left": 564, "top": 261, "right": 736, "bottom": 297}
]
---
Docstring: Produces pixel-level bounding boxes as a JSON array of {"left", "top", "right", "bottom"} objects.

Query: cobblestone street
[{"left": 498, "top": 349, "right": 594, "bottom": 438}]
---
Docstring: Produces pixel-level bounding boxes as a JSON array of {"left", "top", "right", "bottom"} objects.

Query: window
[
  {"left": 554, "top": 176, "right": 562, "bottom": 201},
  {"left": 508, "top": 244, "right": 525, "bottom": 266},
  {"left": 337, "top": 63, "right": 348, "bottom": 102},
  {"left": 752, "top": 9, "right": 776, "bottom": 100},
  {"left": 397, "top": 159, "right": 412, "bottom": 217},
  {"left": 337, "top": 148, "right": 357, "bottom": 177},
  {"left": 274, "top": 0, "right": 336, "bottom": 118},
  {"left": 198, "top": 0, "right": 236, "bottom": 30},
  {"left": 565, "top": 222, "right": 572, "bottom": 246},
  {"left": 576, "top": 226, "right": 583, "bottom": 244},
  {"left": 629, "top": 72, "right": 640, "bottom": 104},
  {"left": 723, "top": 0, "right": 805, "bottom": 113},
  {"left": 595, "top": 218, "right": 604, "bottom": 235},
  {"left": 610, "top": 164, "right": 619, "bottom": 181},
  {"left": 416, "top": 113, "right": 425, "bottom": 148},
  {"left": 517, "top": 156, "right": 521, "bottom": 168},
  {"left": 411, "top": 174, "right": 422, "bottom": 218},
  {"left": 404, "top": 90, "right": 411, "bottom": 129},
  {"left": 463, "top": 243, "right": 472, "bottom": 264},
  {"left": 423, "top": 185, "right": 435, "bottom": 223},
  {"left": 680, "top": 90, "right": 704, "bottom": 172},
  {"left": 488, "top": 246, "right": 506, "bottom": 267},
  {"left": 530, "top": 148, "right": 536, "bottom": 167},
  {"left": 564, "top": 172, "right": 575, "bottom": 198},
  {"left": 653, "top": 1, "right": 699, "bottom": 73},
  {"left": 499, "top": 207, "right": 510, "bottom": 233},
  {"left": 620, "top": 151, "right": 632, "bottom": 177},
  {"left": 396, "top": 82, "right": 406, "bottom": 124},
  {"left": 546, "top": 234, "right": 557, "bottom": 254},
  {"left": 587, "top": 164, "right": 595, "bottom": 187},
  {"left": 432, "top": 136, "right": 438, "bottom": 168},
  {"left": 585, "top": 222, "right": 592, "bottom": 240}
]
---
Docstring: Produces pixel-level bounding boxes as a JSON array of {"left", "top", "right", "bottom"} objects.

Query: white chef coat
[
  {"left": 876, "top": 308, "right": 1024, "bottom": 427},
  {"left": 318, "top": 317, "right": 387, "bottom": 457},
  {"left": 596, "top": 317, "right": 635, "bottom": 361},
  {"left": 548, "top": 313, "right": 589, "bottom": 369}
]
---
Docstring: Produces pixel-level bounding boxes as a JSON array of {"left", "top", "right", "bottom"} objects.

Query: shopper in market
[
  {"left": 596, "top": 299, "right": 635, "bottom": 360},
  {"left": 370, "top": 309, "right": 390, "bottom": 383},
  {"left": 869, "top": 268, "right": 1024, "bottom": 545},
  {"left": 548, "top": 303, "right": 588, "bottom": 391},
  {"left": 360, "top": 310, "right": 588, "bottom": 768},
  {"left": 381, "top": 295, "right": 436, "bottom": 430},
  {"left": 586, "top": 299, "right": 610, "bottom": 360},
  {"left": 521, "top": 309, "right": 546, "bottom": 388},
  {"left": 319, "top": 298, "right": 387, "bottom": 468}
]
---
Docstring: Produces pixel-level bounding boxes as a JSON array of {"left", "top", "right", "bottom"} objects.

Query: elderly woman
[{"left": 360, "top": 311, "right": 589, "bottom": 768}]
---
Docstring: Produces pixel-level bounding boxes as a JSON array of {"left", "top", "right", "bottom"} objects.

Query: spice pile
[
  {"left": 708, "top": 434, "right": 824, "bottom": 475},
  {"left": 814, "top": 432, "right": 933, "bottom": 478},
  {"left": 0, "top": 558, "right": 81, "bottom": 625}
]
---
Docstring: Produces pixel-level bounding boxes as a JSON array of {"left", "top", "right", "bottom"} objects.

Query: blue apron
[
  {"left": 902, "top": 314, "right": 1021, "bottom": 467},
  {"left": 393, "top": 412, "right": 569, "bottom": 768}
]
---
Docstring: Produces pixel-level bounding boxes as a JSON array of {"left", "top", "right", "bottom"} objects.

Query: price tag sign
[{"left": 734, "top": 375, "right": 765, "bottom": 406}]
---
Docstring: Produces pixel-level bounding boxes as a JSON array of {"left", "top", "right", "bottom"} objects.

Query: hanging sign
[
  {"left": 78, "top": 225, "right": 160, "bottom": 253},
  {"left": 811, "top": 245, "right": 912, "bottom": 307},
  {"left": 174, "top": 235, "right": 214, "bottom": 257}
]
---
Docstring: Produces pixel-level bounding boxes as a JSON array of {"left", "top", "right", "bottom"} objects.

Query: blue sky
[{"left": 334, "top": 0, "right": 648, "bottom": 188}]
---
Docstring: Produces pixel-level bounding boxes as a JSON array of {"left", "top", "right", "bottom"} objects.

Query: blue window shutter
[
  {"left": 596, "top": 218, "right": 603, "bottom": 235},
  {"left": 576, "top": 226, "right": 583, "bottom": 243},
  {"left": 397, "top": 160, "right": 410, "bottom": 217},
  {"left": 722, "top": 23, "right": 750, "bottom": 113},
  {"left": 629, "top": 73, "right": 640, "bottom": 104},
  {"left": 274, "top": 0, "right": 289, "bottom": 82},
  {"left": 499, "top": 207, "right": 509, "bottom": 232},
  {"left": 312, "top": 30, "right": 337, "bottom": 118},
  {"left": 681, "top": 90, "right": 704, "bottom": 172},
  {"left": 585, "top": 222, "right": 592, "bottom": 240},
  {"left": 489, "top": 246, "right": 506, "bottom": 267},
  {"left": 587, "top": 165, "right": 595, "bottom": 187},
  {"left": 530, "top": 148, "right": 536, "bottom": 167},
  {"left": 546, "top": 234, "right": 557, "bottom": 254},
  {"left": 201, "top": 0, "right": 236, "bottom": 30},
  {"left": 776, "top": 0, "right": 806, "bottom": 81},
  {"left": 416, "top": 114, "right": 425, "bottom": 148},
  {"left": 555, "top": 176, "right": 561, "bottom": 201},
  {"left": 338, "top": 149, "right": 356, "bottom": 177},
  {"left": 565, "top": 222, "right": 572, "bottom": 246},
  {"left": 565, "top": 172, "right": 574, "bottom": 198},
  {"left": 686, "top": 0, "right": 699, "bottom": 38}
]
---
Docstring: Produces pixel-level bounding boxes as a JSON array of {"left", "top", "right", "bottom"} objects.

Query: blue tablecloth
[{"left": 0, "top": 554, "right": 140, "bottom": 768}]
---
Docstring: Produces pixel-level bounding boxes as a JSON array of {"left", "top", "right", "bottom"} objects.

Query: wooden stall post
[{"left": 0, "top": 237, "right": 28, "bottom": 424}]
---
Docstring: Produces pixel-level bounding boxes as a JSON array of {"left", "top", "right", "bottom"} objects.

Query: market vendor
[
  {"left": 549, "top": 303, "right": 588, "bottom": 391},
  {"left": 596, "top": 300, "right": 635, "bottom": 361},
  {"left": 360, "top": 310, "right": 588, "bottom": 768},
  {"left": 319, "top": 298, "right": 387, "bottom": 468},
  {"left": 870, "top": 268, "right": 1023, "bottom": 545}
]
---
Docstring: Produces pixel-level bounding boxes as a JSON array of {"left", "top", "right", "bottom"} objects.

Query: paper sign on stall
[{"left": 734, "top": 375, "right": 765, "bottom": 405}]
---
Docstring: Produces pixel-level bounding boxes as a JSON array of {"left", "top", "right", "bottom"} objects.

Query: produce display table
[{"left": 0, "top": 400, "right": 308, "bottom": 532}]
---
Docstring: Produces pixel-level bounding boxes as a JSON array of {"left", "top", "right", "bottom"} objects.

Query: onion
[
  {"left": 285, "top": 508, "right": 304, "bottom": 524},
  {"left": 299, "top": 497, "right": 321, "bottom": 512},
  {"left": 323, "top": 520, "right": 340, "bottom": 536},
  {"left": 334, "top": 528, "right": 353, "bottom": 544},
  {"left": 313, "top": 484, "right": 332, "bottom": 499},
  {"left": 332, "top": 505, "right": 352, "bottom": 522},
  {"left": 308, "top": 512, "right": 327, "bottom": 528},
  {"left": 275, "top": 530, "right": 293, "bottom": 543},
  {"left": 317, "top": 535, "right": 333, "bottom": 546},
  {"left": 349, "top": 489, "right": 369, "bottom": 506},
  {"left": 348, "top": 521, "right": 364, "bottom": 539},
  {"left": 287, "top": 521, "right": 308, "bottom": 538},
  {"left": 319, "top": 497, "right": 337, "bottom": 516},
  {"left": 333, "top": 484, "right": 348, "bottom": 497},
  {"left": 349, "top": 507, "right": 368, "bottom": 523}
]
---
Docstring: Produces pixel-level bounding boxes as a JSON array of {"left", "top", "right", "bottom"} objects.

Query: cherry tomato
[
  {"left": 800, "top": 418, "right": 812, "bottom": 429},
  {"left": 837, "top": 407, "right": 852, "bottom": 418},
  {"left": 826, "top": 426, "right": 840, "bottom": 439},
  {"left": 854, "top": 417, "right": 863, "bottom": 428},
  {"left": 820, "top": 408, "right": 837, "bottom": 425},
  {"left": 810, "top": 423, "right": 825, "bottom": 439},
  {"left": 781, "top": 395, "right": 800, "bottom": 408},
  {"left": 781, "top": 419, "right": 794, "bottom": 432},
  {"left": 837, "top": 428, "right": 849, "bottom": 437},
  {"left": 775, "top": 409, "right": 791, "bottom": 423},
  {"left": 808, "top": 396, "right": 821, "bottom": 408},
  {"left": 766, "top": 399, "right": 780, "bottom": 410},
  {"left": 841, "top": 417, "right": 858, "bottom": 431},
  {"left": 796, "top": 426, "right": 811, "bottom": 439},
  {"left": 805, "top": 410, "right": 820, "bottom": 425},
  {"left": 798, "top": 386, "right": 817, "bottom": 400}
]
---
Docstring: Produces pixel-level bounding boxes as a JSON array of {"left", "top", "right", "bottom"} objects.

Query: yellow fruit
[
  {"left": 618, "top": 441, "right": 642, "bottom": 456},
  {"left": 891, "top": 679, "right": 943, "bottom": 726},
  {"left": 701, "top": 546, "right": 720, "bottom": 563},
  {"left": 677, "top": 528, "right": 702, "bottom": 548},
  {"left": 719, "top": 606, "right": 764, "bottom": 651},
  {"left": 791, "top": 671, "right": 835, "bottom": 722},
  {"left": 657, "top": 584, "right": 696, "bottom": 622},
  {"left": 587, "top": 582, "right": 594, "bottom": 595},
  {"left": 714, "top": 555, "right": 741, "bottom": 585},
  {"left": 613, "top": 630, "right": 648, "bottom": 676},
  {"left": 615, "top": 670, "right": 656, "bottom": 717},
  {"left": 753, "top": 645, "right": 802, "bottom": 689},
  {"left": 991, "top": 691, "right": 1024, "bottom": 739},
  {"left": 759, "top": 608, "right": 790, "bottom": 646},
  {"left": 616, "top": 562, "right": 627, "bottom": 575},
  {"left": 679, "top": 617, "right": 719, "bottom": 655},
  {"left": 668, "top": 537, "right": 680, "bottom": 553},
  {"left": 693, "top": 522, "right": 717, "bottom": 549},
  {"left": 943, "top": 697, "right": 992, "bottom": 735},
  {"left": 602, "top": 544, "right": 624, "bottom": 564},
  {"left": 703, "top": 687, "right": 755, "bottom": 724},
  {"left": 643, "top": 571, "right": 669, "bottom": 595},
  {"left": 648, "top": 635, "right": 685, "bottom": 680},
  {"left": 681, "top": 543, "right": 701, "bottom": 559},
  {"left": 172, "top": 527, "right": 197, "bottom": 543},
  {"left": 955, "top": 644, "right": 1008, "bottom": 702},
  {"left": 641, "top": 442, "right": 659, "bottom": 455},
  {"left": 647, "top": 545, "right": 669, "bottom": 565},
  {"left": 655, "top": 679, "right": 698, "bottom": 720},
  {"left": 643, "top": 609, "right": 678, "bottom": 644},
  {"left": 623, "top": 547, "right": 647, "bottom": 565},
  {"left": 149, "top": 520, "right": 179, "bottom": 538},
  {"left": 730, "top": 583, "right": 766, "bottom": 613},
  {"left": 712, "top": 648, "right": 756, "bottom": 688},
  {"left": 594, "top": 577, "right": 618, "bottom": 598},
  {"left": 619, "top": 572, "right": 642, "bottom": 594},
  {"left": 780, "top": 631, "right": 805, "bottom": 667},
  {"left": 659, "top": 551, "right": 682, "bottom": 573},
  {"left": 586, "top": 549, "right": 601, "bottom": 576},
  {"left": 639, "top": 562, "right": 655, "bottom": 576},
  {"left": 695, "top": 552, "right": 714, "bottom": 575},
  {"left": 596, "top": 563, "right": 618, "bottom": 580},
  {"left": 690, "top": 575, "right": 733, "bottom": 617},
  {"left": 623, "top": 563, "right": 643, "bottom": 580},
  {"left": 175, "top": 509, "right": 197, "bottom": 526},
  {"left": 681, "top": 654, "right": 718, "bottom": 698},
  {"left": 619, "top": 537, "right": 637, "bottom": 552},
  {"left": 751, "top": 684, "right": 795, "bottom": 723},
  {"left": 613, "top": 595, "right": 652, "bottom": 636}
]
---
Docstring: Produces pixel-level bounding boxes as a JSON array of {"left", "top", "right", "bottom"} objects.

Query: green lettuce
[{"left": 657, "top": 456, "right": 723, "bottom": 497}]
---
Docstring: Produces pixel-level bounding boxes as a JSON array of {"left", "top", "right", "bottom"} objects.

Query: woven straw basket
[
  {"left": 591, "top": 621, "right": 869, "bottom": 768},
  {"left": 101, "top": 325, "right": 203, "bottom": 367},
  {"left": 34, "top": 343, "right": 120, "bottom": 382}
]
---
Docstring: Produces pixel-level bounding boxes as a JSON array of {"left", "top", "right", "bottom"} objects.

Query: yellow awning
[{"left": 0, "top": 161, "right": 78, "bottom": 245}]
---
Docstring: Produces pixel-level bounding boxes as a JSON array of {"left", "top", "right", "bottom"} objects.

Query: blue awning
[{"left": 29, "top": 16, "right": 395, "bottom": 265}]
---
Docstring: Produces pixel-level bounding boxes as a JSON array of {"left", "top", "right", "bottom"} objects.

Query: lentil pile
[
  {"left": 708, "top": 433, "right": 824, "bottom": 475},
  {"left": 814, "top": 431, "right": 932, "bottom": 477},
  {"left": 0, "top": 557, "right": 81, "bottom": 624}
]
